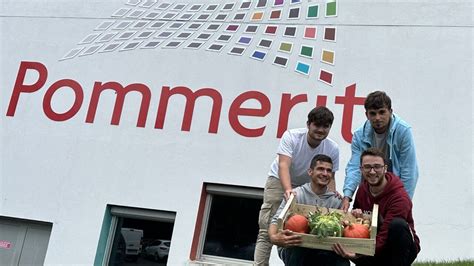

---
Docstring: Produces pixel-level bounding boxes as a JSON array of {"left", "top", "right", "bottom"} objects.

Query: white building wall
[{"left": 1, "top": 0, "right": 472, "bottom": 264}]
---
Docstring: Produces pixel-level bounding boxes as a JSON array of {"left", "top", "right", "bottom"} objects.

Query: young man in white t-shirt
[{"left": 254, "top": 106, "right": 340, "bottom": 265}]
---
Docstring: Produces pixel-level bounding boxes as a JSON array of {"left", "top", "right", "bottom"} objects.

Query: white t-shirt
[{"left": 268, "top": 128, "right": 339, "bottom": 187}]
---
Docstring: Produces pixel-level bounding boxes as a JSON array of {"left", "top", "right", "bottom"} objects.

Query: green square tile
[
  {"left": 307, "top": 5, "right": 319, "bottom": 18},
  {"left": 300, "top": 46, "right": 313, "bottom": 57},
  {"left": 326, "top": 2, "right": 337, "bottom": 16}
]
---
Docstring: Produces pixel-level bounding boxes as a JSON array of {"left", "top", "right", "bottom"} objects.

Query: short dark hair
[
  {"left": 364, "top": 91, "right": 392, "bottom": 110},
  {"left": 310, "top": 154, "right": 333, "bottom": 169},
  {"left": 307, "top": 106, "right": 334, "bottom": 127},
  {"left": 360, "top": 148, "right": 387, "bottom": 165}
]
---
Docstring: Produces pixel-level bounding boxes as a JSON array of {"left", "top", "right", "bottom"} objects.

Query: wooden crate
[{"left": 276, "top": 194, "right": 379, "bottom": 256}]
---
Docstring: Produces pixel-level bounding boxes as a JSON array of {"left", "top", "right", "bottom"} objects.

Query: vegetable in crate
[
  {"left": 343, "top": 222, "right": 370, "bottom": 238},
  {"left": 284, "top": 214, "right": 309, "bottom": 233},
  {"left": 308, "top": 207, "right": 343, "bottom": 238}
]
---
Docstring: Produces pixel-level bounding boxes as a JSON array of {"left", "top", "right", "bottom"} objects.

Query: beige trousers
[{"left": 254, "top": 176, "right": 284, "bottom": 265}]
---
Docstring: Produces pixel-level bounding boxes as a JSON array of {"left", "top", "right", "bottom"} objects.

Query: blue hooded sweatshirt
[{"left": 343, "top": 113, "right": 419, "bottom": 199}]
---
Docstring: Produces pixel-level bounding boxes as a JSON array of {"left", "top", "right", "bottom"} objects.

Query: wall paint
[{"left": 1, "top": 0, "right": 472, "bottom": 264}]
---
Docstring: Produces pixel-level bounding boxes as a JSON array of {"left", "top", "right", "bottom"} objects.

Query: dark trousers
[
  {"left": 354, "top": 218, "right": 418, "bottom": 266},
  {"left": 279, "top": 247, "right": 350, "bottom": 266}
]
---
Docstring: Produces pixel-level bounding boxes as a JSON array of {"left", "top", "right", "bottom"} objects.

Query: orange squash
[
  {"left": 284, "top": 214, "right": 309, "bottom": 233},
  {"left": 343, "top": 223, "right": 370, "bottom": 238}
]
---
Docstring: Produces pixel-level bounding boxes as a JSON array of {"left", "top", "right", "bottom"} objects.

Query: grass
[{"left": 413, "top": 260, "right": 474, "bottom": 266}]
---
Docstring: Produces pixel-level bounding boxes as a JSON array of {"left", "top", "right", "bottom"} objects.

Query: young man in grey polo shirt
[
  {"left": 269, "top": 154, "right": 349, "bottom": 266},
  {"left": 254, "top": 106, "right": 339, "bottom": 265}
]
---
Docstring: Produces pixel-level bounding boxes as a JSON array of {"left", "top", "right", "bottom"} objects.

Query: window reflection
[
  {"left": 108, "top": 217, "right": 174, "bottom": 265},
  {"left": 203, "top": 195, "right": 262, "bottom": 261}
]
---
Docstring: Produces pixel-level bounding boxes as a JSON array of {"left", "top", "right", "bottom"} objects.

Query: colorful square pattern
[{"left": 65, "top": 0, "right": 340, "bottom": 87}]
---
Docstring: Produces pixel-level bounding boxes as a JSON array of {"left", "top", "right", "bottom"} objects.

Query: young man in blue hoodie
[
  {"left": 268, "top": 154, "right": 349, "bottom": 266},
  {"left": 342, "top": 91, "right": 418, "bottom": 211}
]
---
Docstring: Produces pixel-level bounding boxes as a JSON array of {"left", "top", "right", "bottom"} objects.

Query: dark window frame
[
  {"left": 102, "top": 205, "right": 176, "bottom": 265},
  {"left": 190, "top": 183, "right": 263, "bottom": 263}
]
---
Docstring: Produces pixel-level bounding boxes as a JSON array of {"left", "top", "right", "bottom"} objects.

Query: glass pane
[
  {"left": 203, "top": 194, "right": 262, "bottom": 260},
  {"left": 108, "top": 217, "right": 174, "bottom": 265}
]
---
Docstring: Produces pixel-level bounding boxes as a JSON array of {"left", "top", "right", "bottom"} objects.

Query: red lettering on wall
[
  {"left": 6, "top": 61, "right": 48, "bottom": 116},
  {"left": 6, "top": 61, "right": 364, "bottom": 142},
  {"left": 276, "top": 94, "right": 329, "bottom": 138},
  {"left": 155, "top": 86, "right": 222, "bottom": 133},
  {"left": 316, "top": 95, "right": 328, "bottom": 107},
  {"left": 228, "top": 91, "right": 271, "bottom": 137},
  {"left": 335, "top": 83, "right": 366, "bottom": 143},
  {"left": 276, "top": 93, "right": 308, "bottom": 138},
  {"left": 86, "top": 82, "right": 151, "bottom": 127},
  {"left": 43, "top": 79, "right": 84, "bottom": 121}
]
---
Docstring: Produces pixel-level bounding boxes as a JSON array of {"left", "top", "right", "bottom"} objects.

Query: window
[
  {"left": 96, "top": 205, "right": 176, "bottom": 265},
  {"left": 191, "top": 183, "right": 263, "bottom": 263}
]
